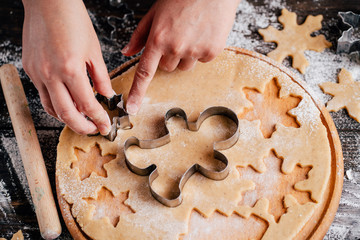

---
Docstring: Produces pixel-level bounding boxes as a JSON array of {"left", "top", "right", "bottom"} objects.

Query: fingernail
[
  {"left": 105, "top": 90, "right": 117, "bottom": 99},
  {"left": 121, "top": 44, "right": 130, "bottom": 54},
  {"left": 126, "top": 102, "right": 139, "bottom": 115},
  {"left": 106, "top": 112, "right": 112, "bottom": 126},
  {"left": 104, "top": 111, "right": 111, "bottom": 127},
  {"left": 98, "top": 113, "right": 111, "bottom": 135},
  {"left": 99, "top": 124, "right": 111, "bottom": 135}
]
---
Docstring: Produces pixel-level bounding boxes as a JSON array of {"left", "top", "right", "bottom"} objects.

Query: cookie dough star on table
[
  {"left": 259, "top": 8, "right": 332, "bottom": 74},
  {"left": 320, "top": 68, "right": 360, "bottom": 122}
]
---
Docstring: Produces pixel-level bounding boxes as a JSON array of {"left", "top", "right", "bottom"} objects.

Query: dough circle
[{"left": 56, "top": 48, "right": 343, "bottom": 240}]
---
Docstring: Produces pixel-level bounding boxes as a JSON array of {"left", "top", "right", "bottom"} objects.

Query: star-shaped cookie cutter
[
  {"left": 124, "top": 107, "right": 240, "bottom": 207},
  {"left": 337, "top": 11, "right": 360, "bottom": 59},
  {"left": 92, "top": 93, "right": 131, "bottom": 141}
]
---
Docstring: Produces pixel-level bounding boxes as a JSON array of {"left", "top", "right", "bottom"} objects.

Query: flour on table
[
  {"left": 346, "top": 169, "right": 356, "bottom": 183},
  {"left": 0, "top": 136, "right": 33, "bottom": 209},
  {"left": 0, "top": 41, "right": 23, "bottom": 77},
  {"left": 323, "top": 225, "right": 350, "bottom": 240},
  {"left": 0, "top": 179, "right": 15, "bottom": 220},
  {"left": 227, "top": 0, "right": 360, "bottom": 106}
]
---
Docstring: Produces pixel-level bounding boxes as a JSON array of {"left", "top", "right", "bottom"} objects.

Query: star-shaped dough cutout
[
  {"left": 72, "top": 144, "right": 116, "bottom": 180},
  {"left": 320, "top": 68, "right": 360, "bottom": 122},
  {"left": 259, "top": 8, "right": 332, "bottom": 74}
]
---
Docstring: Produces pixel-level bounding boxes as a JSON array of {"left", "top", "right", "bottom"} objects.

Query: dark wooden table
[{"left": 0, "top": 0, "right": 359, "bottom": 239}]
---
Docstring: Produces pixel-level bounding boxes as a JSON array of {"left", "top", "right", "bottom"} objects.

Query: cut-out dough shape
[
  {"left": 320, "top": 68, "right": 360, "bottom": 122},
  {"left": 72, "top": 144, "right": 116, "bottom": 181},
  {"left": 84, "top": 188, "right": 133, "bottom": 227},
  {"left": 240, "top": 78, "right": 301, "bottom": 138},
  {"left": 259, "top": 8, "right": 332, "bottom": 74}
]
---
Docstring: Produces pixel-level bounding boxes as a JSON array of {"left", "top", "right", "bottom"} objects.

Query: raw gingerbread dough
[
  {"left": 320, "top": 68, "right": 360, "bottom": 122},
  {"left": 259, "top": 8, "right": 332, "bottom": 74},
  {"left": 56, "top": 49, "right": 332, "bottom": 239}
]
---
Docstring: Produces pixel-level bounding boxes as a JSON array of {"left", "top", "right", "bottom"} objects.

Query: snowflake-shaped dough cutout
[
  {"left": 259, "top": 8, "right": 332, "bottom": 74},
  {"left": 320, "top": 68, "right": 360, "bottom": 122}
]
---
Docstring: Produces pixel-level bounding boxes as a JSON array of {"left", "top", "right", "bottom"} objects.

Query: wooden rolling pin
[{"left": 0, "top": 64, "right": 61, "bottom": 239}]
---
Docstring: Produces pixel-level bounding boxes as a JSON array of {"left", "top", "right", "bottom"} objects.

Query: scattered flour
[
  {"left": 227, "top": 0, "right": 287, "bottom": 52},
  {"left": 323, "top": 224, "right": 350, "bottom": 240},
  {"left": 0, "top": 136, "right": 34, "bottom": 210},
  {"left": 346, "top": 169, "right": 356, "bottom": 183},
  {"left": 303, "top": 50, "right": 360, "bottom": 104},
  {"left": 0, "top": 179, "right": 15, "bottom": 219},
  {"left": 0, "top": 41, "right": 23, "bottom": 73},
  {"left": 227, "top": 0, "right": 360, "bottom": 107},
  {"left": 87, "top": 8, "right": 138, "bottom": 71}
]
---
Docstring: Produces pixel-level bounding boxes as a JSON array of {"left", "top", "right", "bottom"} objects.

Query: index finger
[{"left": 126, "top": 47, "right": 162, "bottom": 115}]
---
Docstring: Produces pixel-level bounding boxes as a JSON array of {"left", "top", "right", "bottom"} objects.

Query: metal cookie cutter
[
  {"left": 92, "top": 93, "right": 131, "bottom": 141},
  {"left": 124, "top": 106, "right": 240, "bottom": 207},
  {"left": 337, "top": 11, "right": 360, "bottom": 59}
]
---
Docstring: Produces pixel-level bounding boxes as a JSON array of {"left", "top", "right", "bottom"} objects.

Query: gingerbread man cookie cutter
[
  {"left": 90, "top": 93, "right": 131, "bottom": 141},
  {"left": 124, "top": 107, "right": 240, "bottom": 207}
]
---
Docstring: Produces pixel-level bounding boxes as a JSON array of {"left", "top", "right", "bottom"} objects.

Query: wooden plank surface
[{"left": 0, "top": 0, "right": 359, "bottom": 239}]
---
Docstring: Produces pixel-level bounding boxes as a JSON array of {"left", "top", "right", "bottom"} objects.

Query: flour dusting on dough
[{"left": 57, "top": 49, "right": 333, "bottom": 240}]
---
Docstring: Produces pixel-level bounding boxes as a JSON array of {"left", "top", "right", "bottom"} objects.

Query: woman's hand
[
  {"left": 22, "top": 0, "right": 114, "bottom": 135},
  {"left": 122, "top": 0, "right": 240, "bottom": 115}
]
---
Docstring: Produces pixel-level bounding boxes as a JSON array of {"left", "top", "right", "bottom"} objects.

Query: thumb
[
  {"left": 122, "top": 8, "right": 155, "bottom": 56},
  {"left": 87, "top": 56, "right": 115, "bottom": 98}
]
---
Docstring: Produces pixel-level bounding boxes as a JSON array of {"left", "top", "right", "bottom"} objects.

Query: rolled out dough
[{"left": 56, "top": 48, "right": 332, "bottom": 240}]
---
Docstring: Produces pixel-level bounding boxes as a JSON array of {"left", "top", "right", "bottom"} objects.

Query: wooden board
[{"left": 56, "top": 48, "right": 343, "bottom": 240}]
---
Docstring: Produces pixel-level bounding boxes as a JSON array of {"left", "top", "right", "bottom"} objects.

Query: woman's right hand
[{"left": 22, "top": 0, "right": 114, "bottom": 135}]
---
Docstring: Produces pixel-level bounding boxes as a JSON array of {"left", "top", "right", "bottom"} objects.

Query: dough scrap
[
  {"left": 320, "top": 68, "right": 360, "bottom": 122},
  {"left": 56, "top": 50, "right": 332, "bottom": 239},
  {"left": 259, "top": 8, "right": 332, "bottom": 74}
]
